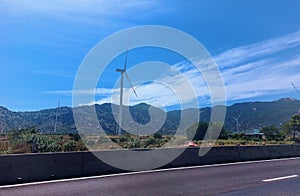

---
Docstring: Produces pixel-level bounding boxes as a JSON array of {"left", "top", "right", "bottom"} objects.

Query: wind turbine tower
[
  {"left": 53, "top": 99, "right": 60, "bottom": 133},
  {"left": 116, "top": 46, "right": 138, "bottom": 136},
  {"left": 232, "top": 114, "right": 241, "bottom": 133}
]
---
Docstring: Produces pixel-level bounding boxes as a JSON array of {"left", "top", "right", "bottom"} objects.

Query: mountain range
[{"left": 0, "top": 98, "right": 299, "bottom": 134}]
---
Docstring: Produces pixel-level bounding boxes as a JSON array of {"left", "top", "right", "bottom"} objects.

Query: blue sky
[{"left": 1, "top": 0, "right": 300, "bottom": 111}]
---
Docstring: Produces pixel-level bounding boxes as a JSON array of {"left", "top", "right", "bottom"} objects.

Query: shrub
[{"left": 63, "top": 141, "right": 76, "bottom": 151}]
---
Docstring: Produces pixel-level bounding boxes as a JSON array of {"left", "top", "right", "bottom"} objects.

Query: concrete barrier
[
  {"left": 166, "top": 146, "right": 240, "bottom": 168},
  {"left": 292, "top": 144, "right": 300, "bottom": 155},
  {"left": 0, "top": 152, "right": 84, "bottom": 185},
  {"left": 261, "top": 145, "right": 295, "bottom": 159},
  {"left": 237, "top": 145, "right": 299, "bottom": 161},
  {"left": 82, "top": 151, "right": 125, "bottom": 176},
  {"left": 0, "top": 145, "right": 299, "bottom": 185},
  {"left": 237, "top": 145, "right": 265, "bottom": 161}
]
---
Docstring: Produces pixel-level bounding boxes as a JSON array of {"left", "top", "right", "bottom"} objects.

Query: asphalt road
[{"left": 1, "top": 157, "right": 299, "bottom": 196}]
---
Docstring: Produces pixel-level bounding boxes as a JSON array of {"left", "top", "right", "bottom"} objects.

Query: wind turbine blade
[
  {"left": 291, "top": 82, "right": 300, "bottom": 96},
  {"left": 124, "top": 48, "right": 128, "bottom": 71},
  {"left": 123, "top": 38, "right": 130, "bottom": 71},
  {"left": 125, "top": 72, "right": 138, "bottom": 97}
]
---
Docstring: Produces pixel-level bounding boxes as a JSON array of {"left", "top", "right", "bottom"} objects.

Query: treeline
[
  {"left": 187, "top": 114, "right": 300, "bottom": 143},
  {"left": 260, "top": 114, "right": 300, "bottom": 141}
]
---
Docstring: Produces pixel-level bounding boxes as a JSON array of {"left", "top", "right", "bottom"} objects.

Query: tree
[
  {"left": 69, "top": 133, "right": 81, "bottom": 141},
  {"left": 186, "top": 122, "right": 208, "bottom": 141},
  {"left": 153, "top": 132, "right": 162, "bottom": 139},
  {"left": 186, "top": 122, "right": 227, "bottom": 141},
  {"left": 283, "top": 114, "right": 300, "bottom": 140},
  {"left": 7, "top": 127, "right": 40, "bottom": 153},
  {"left": 260, "top": 125, "right": 283, "bottom": 140}
]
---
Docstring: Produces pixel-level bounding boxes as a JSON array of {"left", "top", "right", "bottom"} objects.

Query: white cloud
[
  {"left": 47, "top": 30, "right": 300, "bottom": 107},
  {"left": 223, "top": 55, "right": 300, "bottom": 101}
]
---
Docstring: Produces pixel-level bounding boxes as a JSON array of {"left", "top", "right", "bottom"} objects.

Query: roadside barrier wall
[{"left": 0, "top": 145, "right": 299, "bottom": 185}]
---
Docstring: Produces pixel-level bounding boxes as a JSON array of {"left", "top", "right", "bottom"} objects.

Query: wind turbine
[
  {"left": 291, "top": 82, "right": 300, "bottom": 114},
  {"left": 53, "top": 99, "right": 60, "bottom": 133},
  {"left": 232, "top": 114, "right": 241, "bottom": 133},
  {"left": 116, "top": 45, "right": 138, "bottom": 136}
]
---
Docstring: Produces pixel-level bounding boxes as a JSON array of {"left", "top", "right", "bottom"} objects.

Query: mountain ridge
[{"left": 0, "top": 97, "right": 299, "bottom": 134}]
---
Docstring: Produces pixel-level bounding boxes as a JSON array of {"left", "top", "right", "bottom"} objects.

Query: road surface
[{"left": 1, "top": 157, "right": 299, "bottom": 195}]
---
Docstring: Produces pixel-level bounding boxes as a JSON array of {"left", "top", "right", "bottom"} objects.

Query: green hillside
[{"left": 0, "top": 98, "right": 299, "bottom": 134}]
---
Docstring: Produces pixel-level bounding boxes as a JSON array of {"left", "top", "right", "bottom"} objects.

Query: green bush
[
  {"left": 145, "top": 136, "right": 156, "bottom": 146},
  {"left": 63, "top": 140, "right": 76, "bottom": 151},
  {"left": 128, "top": 139, "right": 141, "bottom": 149}
]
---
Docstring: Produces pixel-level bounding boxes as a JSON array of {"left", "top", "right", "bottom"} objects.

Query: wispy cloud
[
  {"left": 47, "top": 30, "right": 300, "bottom": 107},
  {"left": 0, "top": 0, "right": 165, "bottom": 55},
  {"left": 215, "top": 31, "right": 300, "bottom": 69},
  {"left": 223, "top": 55, "right": 300, "bottom": 101},
  {"left": 217, "top": 30, "right": 300, "bottom": 102},
  {"left": 45, "top": 88, "right": 118, "bottom": 95},
  {"left": 0, "top": 0, "right": 161, "bottom": 23}
]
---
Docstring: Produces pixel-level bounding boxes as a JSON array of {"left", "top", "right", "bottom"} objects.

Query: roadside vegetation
[
  {"left": 0, "top": 127, "right": 87, "bottom": 154},
  {"left": 0, "top": 114, "right": 299, "bottom": 155}
]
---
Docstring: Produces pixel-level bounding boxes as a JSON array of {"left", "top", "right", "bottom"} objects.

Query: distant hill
[
  {"left": 0, "top": 98, "right": 299, "bottom": 134},
  {"left": 223, "top": 98, "right": 300, "bottom": 132}
]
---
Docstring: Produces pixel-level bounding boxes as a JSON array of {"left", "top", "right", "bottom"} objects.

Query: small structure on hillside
[{"left": 244, "top": 129, "right": 265, "bottom": 140}]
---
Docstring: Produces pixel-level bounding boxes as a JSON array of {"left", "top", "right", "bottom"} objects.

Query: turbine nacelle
[{"left": 116, "top": 68, "right": 125, "bottom": 73}]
